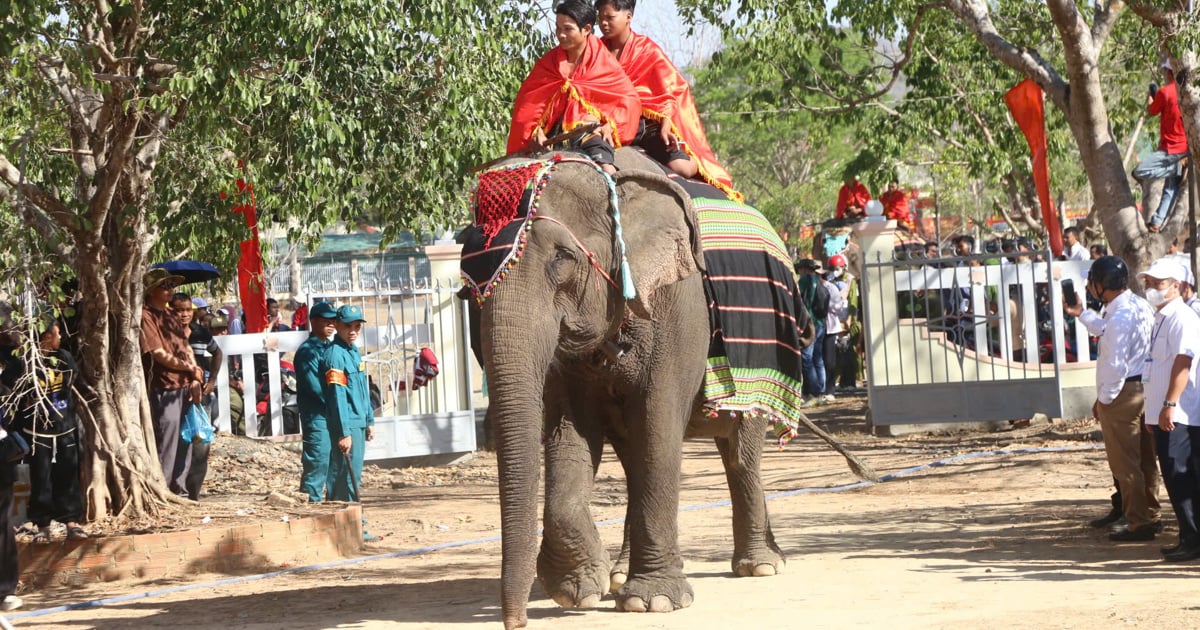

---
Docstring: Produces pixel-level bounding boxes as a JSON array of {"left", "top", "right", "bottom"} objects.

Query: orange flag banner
[{"left": 1004, "top": 79, "right": 1062, "bottom": 257}]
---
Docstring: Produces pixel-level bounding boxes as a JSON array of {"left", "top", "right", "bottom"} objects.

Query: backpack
[{"left": 800, "top": 275, "right": 831, "bottom": 321}]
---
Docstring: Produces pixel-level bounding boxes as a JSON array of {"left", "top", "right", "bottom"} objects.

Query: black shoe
[
  {"left": 1109, "top": 526, "right": 1156, "bottom": 542},
  {"left": 1161, "top": 541, "right": 1183, "bottom": 555},
  {"left": 1153, "top": 521, "right": 1165, "bottom": 533},
  {"left": 1089, "top": 508, "right": 1123, "bottom": 528},
  {"left": 1163, "top": 545, "right": 1200, "bottom": 562}
]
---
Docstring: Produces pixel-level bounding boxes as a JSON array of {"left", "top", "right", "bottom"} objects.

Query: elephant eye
[{"left": 553, "top": 247, "right": 577, "bottom": 263}]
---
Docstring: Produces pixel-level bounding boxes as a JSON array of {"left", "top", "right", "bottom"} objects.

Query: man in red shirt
[
  {"left": 1134, "top": 63, "right": 1189, "bottom": 232},
  {"left": 879, "top": 180, "right": 913, "bottom": 228},
  {"left": 836, "top": 175, "right": 871, "bottom": 220}
]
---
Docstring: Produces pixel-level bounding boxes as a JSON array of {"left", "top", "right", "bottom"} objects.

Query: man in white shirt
[
  {"left": 1138, "top": 257, "right": 1200, "bottom": 561},
  {"left": 1064, "top": 227, "right": 1088, "bottom": 261},
  {"left": 1064, "top": 256, "right": 1159, "bottom": 541}
]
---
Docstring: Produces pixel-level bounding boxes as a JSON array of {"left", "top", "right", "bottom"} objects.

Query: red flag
[
  {"left": 228, "top": 164, "right": 269, "bottom": 332},
  {"left": 238, "top": 239, "right": 268, "bottom": 333},
  {"left": 1004, "top": 79, "right": 1062, "bottom": 257}
]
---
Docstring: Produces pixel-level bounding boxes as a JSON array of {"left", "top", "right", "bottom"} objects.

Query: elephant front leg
[
  {"left": 715, "top": 412, "right": 785, "bottom": 577},
  {"left": 538, "top": 414, "right": 610, "bottom": 609},
  {"left": 614, "top": 399, "right": 694, "bottom": 613}
]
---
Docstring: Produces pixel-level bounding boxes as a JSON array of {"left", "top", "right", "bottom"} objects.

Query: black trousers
[
  {"left": 0, "top": 461, "right": 18, "bottom": 599},
  {"left": 822, "top": 333, "right": 838, "bottom": 395},
  {"left": 1154, "top": 424, "right": 1200, "bottom": 545},
  {"left": 26, "top": 430, "right": 83, "bottom": 527}
]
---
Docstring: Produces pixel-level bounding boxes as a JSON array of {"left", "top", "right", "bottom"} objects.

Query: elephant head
[{"left": 469, "top": 155, "right": 703, "bottom": 628}]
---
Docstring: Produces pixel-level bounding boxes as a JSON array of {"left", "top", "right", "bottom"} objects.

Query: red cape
[
  {"left": 508, "top": 36, "right": 641, "bottom": 154},
  {"left": 611, "top": 31, "right": 741, "bottom": 202}
]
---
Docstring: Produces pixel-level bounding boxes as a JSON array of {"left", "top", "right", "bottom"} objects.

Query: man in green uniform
[
  {"left": 295, "top": 301, "right": 338, "bottom": 502},
  {"left": 322, "top": 305, "right": 374, "bottom": 504}
]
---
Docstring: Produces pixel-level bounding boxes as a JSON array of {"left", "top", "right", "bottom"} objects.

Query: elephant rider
[
  {"left": 295, "top": 301, "right": 338, "bottom": 502},
  {"left": 595, "top": 0, "right": 742, "bottom": 202},
  {"left": 508, "top": 0, "right": 641, "bottom": 175}
]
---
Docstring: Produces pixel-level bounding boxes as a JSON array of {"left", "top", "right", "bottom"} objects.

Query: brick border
[{"left": 17, "top": 505, "right": 362, "bottom": 588}]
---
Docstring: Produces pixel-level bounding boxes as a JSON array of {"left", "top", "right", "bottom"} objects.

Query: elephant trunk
[{"left": 485, "top": 309, "right": 557, "bottom": 629}]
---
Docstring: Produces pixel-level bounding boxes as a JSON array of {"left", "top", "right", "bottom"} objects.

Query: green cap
[{"left": 336, "top": 305, "right": 366, "bottom": 323}]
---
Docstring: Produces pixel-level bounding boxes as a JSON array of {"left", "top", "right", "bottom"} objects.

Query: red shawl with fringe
[
  {"left": 611, "top": 31, "right": 741, "bottom": 202},
  {"left": 507, "top": 36, "right": 641, "bottom": 154}
]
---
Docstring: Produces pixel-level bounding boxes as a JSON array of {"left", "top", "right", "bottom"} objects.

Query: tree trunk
[
  {"left": 73, "top": 206, "right": 183, "bottom": 520},
  {"left": 949, "top": 0, "right": 1165, "bottom": 270}
]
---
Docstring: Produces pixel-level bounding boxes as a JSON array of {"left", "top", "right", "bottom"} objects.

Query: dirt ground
[{"left": 9, "top": 391, "right": 1200, "bottom": 629}]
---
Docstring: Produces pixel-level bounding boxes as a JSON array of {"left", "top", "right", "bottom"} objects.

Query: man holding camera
[{"left": 1064, "top": 256, "right": 1160, "bottom": 541}]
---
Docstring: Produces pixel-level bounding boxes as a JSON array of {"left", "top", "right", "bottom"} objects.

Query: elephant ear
[{"left": 613, "top": 170, "right": 705, "bottom": 319}]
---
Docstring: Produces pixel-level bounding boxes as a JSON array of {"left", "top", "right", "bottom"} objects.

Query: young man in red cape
[
  {"left": 836, "top": 174, "right": 871, "bottom": 220},
  {"left": 595, "top": 0, "right": 742, "bottom": 202},
  {"left": 508, "top": 1, "right": 641, "bottom": 175}
]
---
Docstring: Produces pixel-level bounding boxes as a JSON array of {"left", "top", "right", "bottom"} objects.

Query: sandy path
[{"left": 10, "top": 396, "right": 1200, "bottom": 629}]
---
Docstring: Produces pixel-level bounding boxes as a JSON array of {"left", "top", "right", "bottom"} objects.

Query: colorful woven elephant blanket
[{"left": 671, "top": 177, "right": 809, "bottom": 441}]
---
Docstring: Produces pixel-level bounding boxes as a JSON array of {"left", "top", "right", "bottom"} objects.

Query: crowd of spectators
[{"left": 0, "top": 267, "right": 341, "bottom": 612}]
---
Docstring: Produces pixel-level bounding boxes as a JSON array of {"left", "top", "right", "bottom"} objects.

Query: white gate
[
  {"left": 855, "top": 221, "right": 1096, "bottom": 428},
  {"left": 211, "top": 245, "right": 477, "bottom": 462}
]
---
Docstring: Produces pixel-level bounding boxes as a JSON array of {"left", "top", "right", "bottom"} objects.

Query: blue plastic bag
[{"left": 181, "top": 403, "right": 215, "bottom": 444}]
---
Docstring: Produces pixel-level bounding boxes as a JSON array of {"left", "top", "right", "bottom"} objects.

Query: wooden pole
[{"left": 1189, "top": 163, "right": 1197, "bottom": 284}]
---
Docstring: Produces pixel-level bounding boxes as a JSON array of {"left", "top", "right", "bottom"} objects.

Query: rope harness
[{"left": 462, "top": 156, "right": 636, "bottom": 305}]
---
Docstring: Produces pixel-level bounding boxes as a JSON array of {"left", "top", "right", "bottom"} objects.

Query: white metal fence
[
  {"left": 211, "top": 278, "right": 477, "bottom": 462},
  {"left": 859, "top": 237, "right": 1095, "bottom": 426}
]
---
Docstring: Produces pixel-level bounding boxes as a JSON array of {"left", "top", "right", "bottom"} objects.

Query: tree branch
[
  {"left": 88, "top": 110, "right": 140, "bottom": 226},
  {"left": 34, "top": 56, "right": 97, "bottom": 178},
  {"left": 780, "top": 2, "right": 948, "bottom": 115},
  {"left": 1126, "top": 1, "right": 1174, "bottom": 28},
  {"left": 944, "top": 0, "right": 1069, "bottom": 110},
  {"left": 1092, "top": 1, "right": 1126, "bottom": 51},
  {"left": 0, "top": 152, "right": 77, "bottom": 258}
]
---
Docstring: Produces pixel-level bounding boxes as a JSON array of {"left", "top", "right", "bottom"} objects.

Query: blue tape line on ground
[{"left": 8, "top": 442, "right": 1102, "bottom": 621}]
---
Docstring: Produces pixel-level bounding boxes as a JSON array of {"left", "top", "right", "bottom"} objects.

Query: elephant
[{"left": 462, "top": 149, "right": 812, "bottom": 629}]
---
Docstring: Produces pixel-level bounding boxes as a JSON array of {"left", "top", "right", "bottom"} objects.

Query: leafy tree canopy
[{"left": 1, "top": 0, "right": 550, "bottom": 277}]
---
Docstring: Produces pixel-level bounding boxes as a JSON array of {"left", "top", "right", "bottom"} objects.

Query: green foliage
[
  {"left": 0, "top": 0, "right": 550, "bottom": 280},
  {"left": 681, "top": 0, "right": 1165, "bottom": 230},
  {"left": 691, "top": 35, "right": 869, "bottom": 243}
]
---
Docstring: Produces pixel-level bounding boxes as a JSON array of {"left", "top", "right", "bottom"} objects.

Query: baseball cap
[
  {"left": 794, "top": 259, "right": 819, "bottom": 272},
  {"left": 191, "top": 297, "right": 209, "bottom": 309},
  {"left": 1138, "top": 257, "right": 1189, "bottom": 284},
  {"left": 1169, "top": 253, "right": 1195, "bottom": 286},
  {"left": 336, "top": 305, "right": 366, "bottom": 323},
  {"left": 310, "top": 301, "right": 337, "bottom": 319}
]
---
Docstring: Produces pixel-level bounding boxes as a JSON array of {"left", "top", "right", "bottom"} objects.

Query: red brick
[
  {"left": 259, "top": 520, "right": 291, "bottom": 540},
  {"left": 160, "top": 530, "right": 199, "bottom": 549}
]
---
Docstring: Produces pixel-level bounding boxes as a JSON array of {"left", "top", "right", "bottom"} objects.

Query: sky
[{"left": 532, "top": 1, "right": 725, "bottom": 70}]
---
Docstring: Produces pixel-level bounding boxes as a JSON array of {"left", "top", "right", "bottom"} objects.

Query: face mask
[
  {"left": 830, "top": 268, "right": 844, "bottom": 279},
  {"left": 1145, "top": 288, "right": 1169, "bottom": 307}
]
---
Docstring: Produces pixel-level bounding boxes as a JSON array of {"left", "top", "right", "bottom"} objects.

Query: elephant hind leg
[
  {"left": 607, "top": 435, "right": 633, "bottom": 593},
  {"left": 715, "top": 412, "right": 785, "bottom": 577}
]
